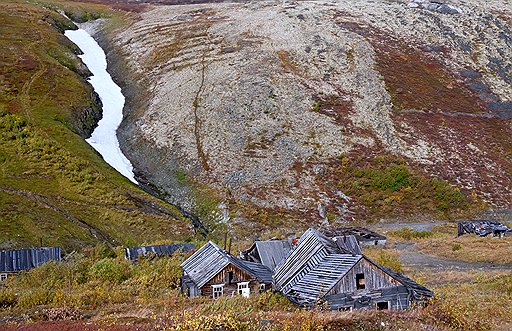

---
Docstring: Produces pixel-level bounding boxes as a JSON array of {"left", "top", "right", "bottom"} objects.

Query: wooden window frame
[
  {"left": 356, "top": 273, "right": 365, "bottom": 290},
  {"left": 212, "top": 284, "right": 224, "bottom": 299},
  {"left": 0, "top": 273, "right": 7, "bottom": 282},
  {"left": 376, "top": 301, "right": 390, "bottom": 310},
  {"left": 259, "top": 283, "right": 266, "bottom": 293},
  {"left": 237, "top": 281, "right": 249, "bottom": 295}
]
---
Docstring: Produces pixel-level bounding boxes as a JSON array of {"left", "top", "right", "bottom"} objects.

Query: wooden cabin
[
  {"left": 273, "top": 229, "right": 432, "bottom": 310},
  {"left": 181, "top": 241, "right": 272, "bottom": 298},
  {"left": 0, "top": 247, "right": 61, "bottom": 281}
]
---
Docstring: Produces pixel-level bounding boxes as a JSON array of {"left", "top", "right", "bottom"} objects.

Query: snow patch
[{"left": 64, "top": 29, "right": 138, "bottom": 184}]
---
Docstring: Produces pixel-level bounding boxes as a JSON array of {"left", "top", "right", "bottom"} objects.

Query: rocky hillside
[{"left": 106, "top": 0, "right": 511, "bottom": 237}]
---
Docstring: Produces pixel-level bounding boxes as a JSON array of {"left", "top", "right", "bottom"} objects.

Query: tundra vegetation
[
  {"left": 0, "top": 234, "right": 510, "bottom": 331},
  {"left": 0, "top": 0, "right": 511, "bottom": 330}
]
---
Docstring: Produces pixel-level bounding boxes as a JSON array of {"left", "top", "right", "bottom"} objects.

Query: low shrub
[
  {"left": 0, "top": 288, "right": 17, "bottom": 308},
  {"left": 391, "top": 227, "right": 433, "bottom": 240},
  {"left": 88, "top": 258, "right": 131, "bottom": 284}
]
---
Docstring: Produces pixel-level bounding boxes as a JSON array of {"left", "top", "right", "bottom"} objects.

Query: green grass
[{"left": 0, "top": 0, "right": 195, "bottom": 251}]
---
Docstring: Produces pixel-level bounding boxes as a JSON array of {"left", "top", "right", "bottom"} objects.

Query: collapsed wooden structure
[
  {"left": 0, "top": 247, "right": 61, "bottom": 281},
  {"left": 457, "top": 220, "right": 511, "bottom": 237},
  {"left": 273, "top": 229, "right": 432, "bottom": 310},
  {"left": 324, "top": 227, "right": 387, "bottom": 246}
]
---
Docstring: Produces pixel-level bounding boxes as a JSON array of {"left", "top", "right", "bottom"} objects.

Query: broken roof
[
  {"left": 0, "top": 247, "right": 61, "bottom": 273},
  {"left": 326, "top": 227, "right": 386, "bottom": 242},
  {"left": 334, "top": 235, "right": 362, "bottom": 255},
  {"left": 274, "top": 228, "right": 432, "bottom": 306},
  {"left": 181, "top": 241, "right": 272, "bottom": 288},
  {"left": 287, "top": 253, "right": 362, "bottom": 302},
  {"left": 273, "top": 228, "right": 347, "bottom": 294},
  {"left": 125, "top": 243, "right": 196, "bottom": 261},
  {"left": 457, "top": 220, "right": 511, "bottom": 237},
  {"left": 242, "top": 240, "right": 292, "bottom": 270}
]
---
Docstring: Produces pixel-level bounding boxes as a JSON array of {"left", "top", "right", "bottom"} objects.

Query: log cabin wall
[
  {"left": 200, "top": 263, "right": 264, "bottom": 298},
  {"left": 328, "top": 258, "right": 400, "bottom": 295}
]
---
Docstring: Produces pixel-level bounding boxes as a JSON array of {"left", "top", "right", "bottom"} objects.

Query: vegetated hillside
[
  {"left": 109, "top": 0, "right": 511, "bottom": 237},
  {"left": 0, "top": 0, "right": 195, "bottom": 252}
]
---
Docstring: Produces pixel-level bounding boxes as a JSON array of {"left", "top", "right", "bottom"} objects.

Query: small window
[
  {"left": 226, "top": 271, "right": 234, "bottom": 284},
  {"left": 237, "top": 282, "right": 249, "bottom": 297},
  {"left": 212, "top": 284, "right": 224, "bottom": 299},
  {"left": 377, "top": 301, "right": 389, "bottom": 310},
  {"left": 374, "top": 240, "right": 378, "bottom": 245},
  {"left": 356, "top": 273, "right": 365, "bottom": 289},
  {"left": 338, "top": 306, "right": 352, "bottom": 311},
  {"left": 259, "top": 283, "right": 266, "bottom": 293},
  {"left": 0, "top": 273, "right": 7, "bottom": 282}
]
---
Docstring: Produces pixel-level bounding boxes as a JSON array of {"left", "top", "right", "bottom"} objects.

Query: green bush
[
  {"left": 0, "top": 288, "right": 17, "bottom": 308},
  {"left": 371, "top": 249, "right": 403, "bottom": 273},
  {"left": 88, "top": 258, "right": 131, "bottom": 284},
  {"left": 392, "top": 227, "right": 433, "bottom": 240}
]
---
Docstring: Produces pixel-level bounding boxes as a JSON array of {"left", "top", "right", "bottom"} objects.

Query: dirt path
[{"left": 393, "top": 241, "right": 512, "bottom": 272}]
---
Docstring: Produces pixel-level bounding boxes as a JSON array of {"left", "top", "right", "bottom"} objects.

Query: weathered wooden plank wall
[{"left": 328, "top": 258, "right": 400, "bottom": 295}]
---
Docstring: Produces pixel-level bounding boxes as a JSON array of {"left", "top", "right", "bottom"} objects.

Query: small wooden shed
[{"left": 181, "top": 241, "right": 272, "bottom": 298}]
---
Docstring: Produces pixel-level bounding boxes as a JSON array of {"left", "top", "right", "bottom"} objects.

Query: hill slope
[
  {"left": 0, "top": 0, "right": 195, "bottom": 251},
  {"left": 109, "top": 0, "right": 511, "bottom": 237}
]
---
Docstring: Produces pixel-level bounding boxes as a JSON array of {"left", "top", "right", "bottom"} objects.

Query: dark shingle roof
[
  {"left": 0, "top": 247, "right": 61, "bottom": 273},
  {"left": 125, "top": 243, "right": 196, "bottom": 261}
]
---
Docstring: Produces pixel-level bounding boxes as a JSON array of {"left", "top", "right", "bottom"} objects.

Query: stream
[{"left": 64, "top": 28, "right": 138, "bottom": 184}]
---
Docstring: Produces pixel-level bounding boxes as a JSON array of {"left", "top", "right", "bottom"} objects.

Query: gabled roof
[
  {"left": 273, "top": 228, "right": 344, "bottom": 293},
  {"left": 242, "top": 240, "right": 292, "bottom": 270},
  {"left": 0, "top": 247, "right": 61, "bottom": 273},
  {"left": 287, "top": 253, "right": 362, "bottom": 301},
  {"left": 181, "top": 241, "right": 272, "bottom": 288},
  {"left": 124, "top": 243, "right": 196, "bottom": 261}
]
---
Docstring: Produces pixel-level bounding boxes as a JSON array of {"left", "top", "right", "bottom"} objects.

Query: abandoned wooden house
[
  {"left": 273, "top": 228, "right": 432, "bottom": 310},
  {"left": 181, "top": 241, "right": 272, "bottom": 298},
  {"left": 457, "top": 220, "right": 511, "bottom": 237},
  {"left": 326, "top": 227, "right": 387, "bottom": 247},
  {"left": 0, "top": 247, "right": 61, "bottom": 281},
  {"left": 124, "top": 243, "right": 196, "bottom": 261},
  {"left": 240, "top": 239, "right": 292, "bottom": 271}
]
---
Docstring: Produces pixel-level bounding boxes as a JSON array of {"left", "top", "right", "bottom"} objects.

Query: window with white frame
[
  {"left": 212, "top": 284, "right": 224, "bottom": 299},
  {"left": 237, "top": 282, "right": 250, "bottom": 297},
  {"left": 0, "top": 273, "right": 7, "bottom": 282},
  {"left": 259, "top": 283, "right": 266, "bottom": 293}
]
